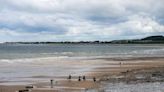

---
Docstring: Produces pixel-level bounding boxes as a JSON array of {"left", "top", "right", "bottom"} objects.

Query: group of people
[
  {"left": 78, "top": 76, "right": 86, "bottom": 81},
  {"left": 68, "top": 75, "right": 96, "bottom": 82}
]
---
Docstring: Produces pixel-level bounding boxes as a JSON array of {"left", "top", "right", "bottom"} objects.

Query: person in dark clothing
[
  {"left": 83, "top": 76, "right": 86, "bottom": 81},
  {"left": 93, "top": 77, "right": 96, "bottom": 82},
  {"left": 68, "top": 75, "right": 72, "bottom": 80},
  {"left": 78, "top": 76, "right": 81, "bottom": 81}
]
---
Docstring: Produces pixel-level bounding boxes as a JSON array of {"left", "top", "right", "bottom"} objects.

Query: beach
[
  {"left": 0, "top": 0, "right": 164, "bottom": 91},
  {"left": 0, "top": 44, "right": 164, "bottom": 92},
  {"left": 0, "top": 56, "right": 164, "bottom": 92}
]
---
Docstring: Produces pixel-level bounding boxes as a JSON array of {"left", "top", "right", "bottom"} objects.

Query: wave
[
  {"left": 1, "top": 48, "right": 164, "bottom": 64},
  {"left": 0, "top": 56, "right": 70, "bottom": 64},
  {"left": 131, "top": 48, "right": 164, "bottom": 55},
  {"left": 0, "top": 55, "right": 110, "bottom": 64},
  {"left": 40, "top": 52, "right": 75, "bottom": 55}
]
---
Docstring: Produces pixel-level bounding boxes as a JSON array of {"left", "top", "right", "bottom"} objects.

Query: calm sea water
[{"left": 0, "top": 44, "right": 164, "bottom": 60}]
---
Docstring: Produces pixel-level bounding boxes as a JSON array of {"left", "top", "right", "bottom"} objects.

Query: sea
[
  {"left": 0, "top": 44, "right": 164, "bottom": 91},
  {"left": 1, "top": 44, "right": 164, "bottom": 59}
]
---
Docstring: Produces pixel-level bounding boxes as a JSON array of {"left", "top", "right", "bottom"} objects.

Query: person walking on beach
[
  {"left": 119, "top": 62, "right": 122, "bottom": 67},
  {"left": 50, "top": 79, "right": 53, "bottom": 88},
  {"left": 78, "top": 76, "right": 81, "bottom": 81},
  {"left": 93, "top": 77, "right": 96, "bottom": 82},
  {"left": 68, "top": 75, "right": 72, "bottom": 80},
  {"left": 83, "top": 76, "right": 86, "bottom": 81}
]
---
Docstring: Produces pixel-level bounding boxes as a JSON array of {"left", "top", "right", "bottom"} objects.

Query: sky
[{"left": 0, "top": 0, "right": 164, "bottom": 42}]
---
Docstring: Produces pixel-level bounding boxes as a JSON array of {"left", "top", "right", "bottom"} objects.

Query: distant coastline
[{"left": 4, "top": 35, "right": 164, "bottom": 44}]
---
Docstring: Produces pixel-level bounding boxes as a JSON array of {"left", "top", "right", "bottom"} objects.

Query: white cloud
[{"left": 0, "top": 0, "right": 164, "bottom": 42}]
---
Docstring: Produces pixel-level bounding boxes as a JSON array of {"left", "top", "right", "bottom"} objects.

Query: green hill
[
  {"left": 111, "top": 35, "right": 164, "bottom": 44},
  {"left": 141, "top": 35, "right": 164, "bottom": 41}
]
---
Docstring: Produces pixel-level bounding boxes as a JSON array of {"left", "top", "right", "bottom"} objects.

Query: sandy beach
[
  {"left": 0, "top": 0, "right": 164, "bottom": 90},
  {"left": 0, "top": 57, "right": 164, "bottom": 92}
]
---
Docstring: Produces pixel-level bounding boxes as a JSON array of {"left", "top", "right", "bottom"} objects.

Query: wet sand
[{"left": 0, "top": 57, "right": 164, "bottom": 92}]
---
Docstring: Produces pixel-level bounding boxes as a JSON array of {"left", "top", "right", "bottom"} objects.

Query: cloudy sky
[{"left": 0, "top": 0, "right": 164, "bottom": 42}]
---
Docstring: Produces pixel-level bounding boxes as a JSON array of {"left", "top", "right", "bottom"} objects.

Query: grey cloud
[{"left": 0, "top": 0, "right": 164, "bottom": 42}]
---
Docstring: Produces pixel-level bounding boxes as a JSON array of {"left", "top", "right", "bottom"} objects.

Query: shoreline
[{"left": 0, "top": 56, "right": 164, "bottom": 92}]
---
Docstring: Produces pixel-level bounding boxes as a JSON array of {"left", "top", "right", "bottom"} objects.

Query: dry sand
[{"left": 0, "top": 57, "right": 164, "bottom": 92}]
